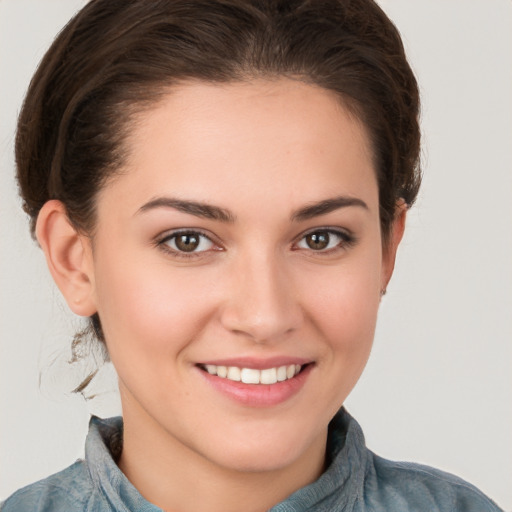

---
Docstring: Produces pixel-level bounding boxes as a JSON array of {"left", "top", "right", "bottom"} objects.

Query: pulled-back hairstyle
[{"left": 16, "top": 0, "right": 420, "bottom": 353}]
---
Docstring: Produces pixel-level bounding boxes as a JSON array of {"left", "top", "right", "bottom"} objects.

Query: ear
[
  {"left": 36, "top": 200, "right": 97, "bottom": 317},
  {"left": 381, "top": 200, "right": 407, "bottom": 293}
]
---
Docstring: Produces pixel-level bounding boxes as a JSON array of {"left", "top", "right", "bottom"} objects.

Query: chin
[
  {"left": 210, "top": 446, "right": 307, "bottom": 474},
  {"left": 196, "top": 422, "right": 326, "bottom": 474}
]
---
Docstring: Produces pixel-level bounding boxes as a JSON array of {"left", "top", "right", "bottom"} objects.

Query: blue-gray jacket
[{"left": 1, "top": 409, "right": 504, "bottom": 511}]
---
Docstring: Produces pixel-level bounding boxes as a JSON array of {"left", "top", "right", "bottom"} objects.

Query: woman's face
[{"left": 86, "top": 79, "right": 399, "bottom": 472}]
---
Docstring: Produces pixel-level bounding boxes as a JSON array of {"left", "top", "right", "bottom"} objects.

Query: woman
[{"left": 0, "top": 0, "right": 506, "bottom": 510}]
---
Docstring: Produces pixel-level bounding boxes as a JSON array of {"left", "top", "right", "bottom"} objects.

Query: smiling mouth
[{"left": 198, "top": 364, "right": 306, "bottom": 385}]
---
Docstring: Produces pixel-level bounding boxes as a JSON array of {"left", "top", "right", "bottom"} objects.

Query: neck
[{"left": 118, "top": 397, "right": 326, "bottom": 512}]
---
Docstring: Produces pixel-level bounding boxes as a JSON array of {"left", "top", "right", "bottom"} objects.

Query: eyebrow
[
  {"left": 291, "top": 196, "right": 368, "bottom": 221},
  {"left": 137, "top": 195, "right": 368, "bottom": 223},
  {"left": 137, "top": 197, "right": 235, "bottom": 222}
]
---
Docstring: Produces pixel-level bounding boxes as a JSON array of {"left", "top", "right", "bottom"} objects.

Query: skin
[{"left": 37, "top": 79, "right": 405, "bottom": 512}]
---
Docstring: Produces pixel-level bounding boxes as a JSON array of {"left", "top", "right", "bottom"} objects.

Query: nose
[{"left": 219, "top": 251, "right": 303, "bottom": 343}]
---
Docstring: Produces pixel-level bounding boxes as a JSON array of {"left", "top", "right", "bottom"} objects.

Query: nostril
[{"left": 219, "top": 300, "right": 303, "bottom": 344}]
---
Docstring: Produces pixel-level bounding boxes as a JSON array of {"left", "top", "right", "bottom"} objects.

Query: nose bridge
[{"left": 220, "top": 246, "right": 302, "bottom": 342}]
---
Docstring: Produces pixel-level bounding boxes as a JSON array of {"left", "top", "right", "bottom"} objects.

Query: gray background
[{"left": 1, "top": 0, "right": 511, "bottom": 508}]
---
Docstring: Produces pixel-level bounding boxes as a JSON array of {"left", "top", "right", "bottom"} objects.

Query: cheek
[
  {"left": 92, "top": 256, "right": 214, "bottom": 362},
  {"left": 301, "top": 250, "right": 382, "bottom": 356}
]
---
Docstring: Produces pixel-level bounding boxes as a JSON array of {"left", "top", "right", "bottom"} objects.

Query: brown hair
[{"left": 16, "top": 0, "right": 420, "bottom": 353}]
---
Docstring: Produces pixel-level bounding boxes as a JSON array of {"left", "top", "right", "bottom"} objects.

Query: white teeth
[
  {"left": 227, "top": 366, "right": 241, "bottom": 381},
  {"left": 260, "top": 368, "right": 277, "bottom": 384},
  {"left": 241, "top": 368, "right": 260, "bottom": 384},
  {"left": 276, "top": 366, "right": 287, "bottom": 382},
  {"left": 205, "top": 365, "right": 217, "bottom": 375},
  {"left": 203, "top": 363, "right": 303, "bottom": 384}
]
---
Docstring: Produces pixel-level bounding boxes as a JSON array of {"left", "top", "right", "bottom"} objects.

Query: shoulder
[
  {"left": 366, "top": 452, "right": 504, "bottom": 512},
  {"left": 0, "top": 460, "right": 105, "bottom": 512}
]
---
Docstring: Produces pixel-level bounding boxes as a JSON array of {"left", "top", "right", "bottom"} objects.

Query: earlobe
[
  {"left": 381, "top": 201, "right": 407, "bottom": 293},
  {"left": 36, "top": 200, "right": 97, "bottom": 317}
]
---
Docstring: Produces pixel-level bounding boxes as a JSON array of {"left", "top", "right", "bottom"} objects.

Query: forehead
[{"left": 100, "top": 79, "right": 378, "bottom": 216}]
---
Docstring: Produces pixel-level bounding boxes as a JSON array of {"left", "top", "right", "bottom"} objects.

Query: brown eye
[
  {"left": 162, "top": 231, "right": 214, "bottom": 254},
  {"left": 175, "top": 233, "right": 200, "bottom": 252},
  {"left": 305, "top": 231, "right": 330, "bottom": 250},
  {"left": 296, "top": 229, "right": 352, "bottom": 252}
]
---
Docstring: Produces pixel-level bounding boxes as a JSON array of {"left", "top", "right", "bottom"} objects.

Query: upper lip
[{"left": 197, "top": 356, "right": 313, "bottom": 370}]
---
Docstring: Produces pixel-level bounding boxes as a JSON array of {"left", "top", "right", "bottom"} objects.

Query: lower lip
[{"left": 198, "top": 364, "right": 313, "bottom": 407}]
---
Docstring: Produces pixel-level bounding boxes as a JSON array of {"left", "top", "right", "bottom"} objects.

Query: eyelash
[
  {"left": 156, "top": 229, "right": 219, "bottom": 260},
  {"left": 156, "top": 227, "right": 356, "bottom": 259},
  {"left": 294, "top": 228, "right": 356, "bottom": 254}
]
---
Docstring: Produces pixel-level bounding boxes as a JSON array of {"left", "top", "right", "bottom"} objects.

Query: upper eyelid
[
  {"left": 294, "top": 226, "right": 353, "bottom": 241},
  {"left": 157, "top": 228, "right": 216, "bottom": 243},
  {"left": 156, "top": 229, "right": 221, "bottom": 254},
  {"left": 155, "top": 226, "right": 354, "bottom": 250},
  {"left": 292, "top": 227, "right": 356, "bottom": 253}
]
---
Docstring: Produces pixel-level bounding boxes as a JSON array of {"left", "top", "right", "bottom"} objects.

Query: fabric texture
[{"left": 1, "top": 409, "right": 504, "bottom": 511}]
